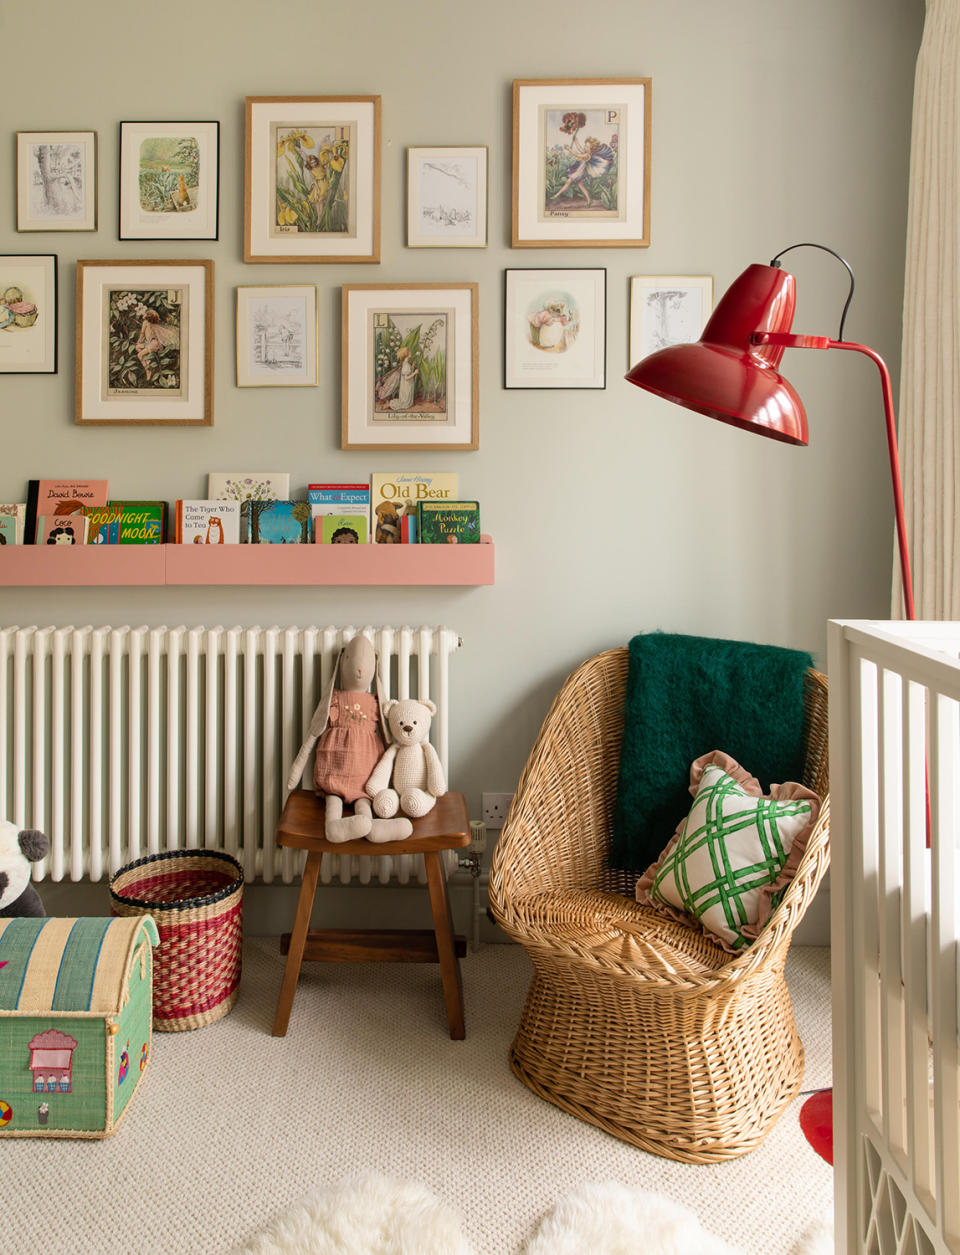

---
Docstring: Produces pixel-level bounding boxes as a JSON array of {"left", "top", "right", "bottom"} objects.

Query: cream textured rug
[{"left": 2, "top": 941, "right": 833, "bottom": 1255}]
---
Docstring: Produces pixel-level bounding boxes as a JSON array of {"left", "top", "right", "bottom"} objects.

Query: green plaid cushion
[{"left": 647, "top": 762, "right": 813, "bottom": 951}]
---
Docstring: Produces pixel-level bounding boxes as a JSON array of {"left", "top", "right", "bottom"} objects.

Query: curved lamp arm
[{"left": 754, "top": 331, "right": 916, "bottom": 620}]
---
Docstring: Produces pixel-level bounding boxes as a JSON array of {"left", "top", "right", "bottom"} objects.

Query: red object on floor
[{"left": 800, "top": 1088, "right": 834, "bottom": 1164}]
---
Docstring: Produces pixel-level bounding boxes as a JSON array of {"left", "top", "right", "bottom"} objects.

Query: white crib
[{"left": 829, "top": 620, "right": 960, "bottom": 1255}]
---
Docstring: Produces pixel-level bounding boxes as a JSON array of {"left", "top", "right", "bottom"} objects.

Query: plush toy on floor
[
  {"left": 286, "top": 636, "right": 412, "bottom": 843},
  {"left": 0, "top": 819, "right": 50, "bottom": 917},
  {"left": 365, "top": 698, "right": 447, "bottom": 841}
]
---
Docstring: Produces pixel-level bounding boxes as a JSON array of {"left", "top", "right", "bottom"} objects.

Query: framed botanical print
[
  {"left": 341, "top": 283, "right": 478, "bottom": 450},
  {"left": 244, "top": 95, "right": 381, "bottom": 264},
  {"left": 629, "top": 275, "right": 713, "bottom": 368},
  {"left": 236, "top": 285, "right": 318, "bottom": 387},
  {"left": 0, "top": 255, "right": 57, "bottom": 374},
  {"left": 504, "top": 268, "right": 606, "bottom": 389},
  {"left": 119, "top": 121, "right": 220, "bottom": 240},
  {"left": 512, "top": 78, "right": 651, "bottom": 248},
  {"left": 17, "top": 132, "right": 97, "bottom": 231},
  {"left": 407, "top": 147, "right": 487, "bottom": 247},
  {"left": 75, "top": 259, "right": 214, "bottom": 426}
]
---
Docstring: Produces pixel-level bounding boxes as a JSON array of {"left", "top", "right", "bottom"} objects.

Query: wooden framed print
[
  {"left": 504, "top": 267, "right": 606, "bottom": 389},
  {"left": 629, "top": 274, "right": 713, "bottom": 368},
  {"left": 341, "top": 283, "right": 478, "bottom": 450},
  {"left": 75, "top": 259, "right": 213, "bottom": 426},
  {"left": 0, "top": 255, "right": 57, "bottom": 374},
  {"left": 407, "top": 147, "right": 487, "bottom": 247},
  {"left": 119, "top": 121, "right": 220, "bottom": 240},
  {"left": 245, "top": 95, "right": 380, "bottom": 264},
  {"left": 512, "top": 78, "right": 651, "bottom": 248},
  {"left": 17, "top": 132, "right": 97, "bottom": 231},
  {"left": 236, "top": 285, "right": 318, "bottom": 387}
]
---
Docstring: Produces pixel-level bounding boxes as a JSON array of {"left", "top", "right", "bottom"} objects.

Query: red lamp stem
[{"left": 754, "top": 331, "right": 916, "bottom": 620}]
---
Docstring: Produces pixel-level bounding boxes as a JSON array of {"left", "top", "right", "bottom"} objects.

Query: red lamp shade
[{"left": 625, "top": 263, "right": 809, "bottom": 445}]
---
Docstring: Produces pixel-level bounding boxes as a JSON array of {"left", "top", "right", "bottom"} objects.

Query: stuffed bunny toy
[{"left": 287, "top": 636, "right": 411, "bottom": 843}]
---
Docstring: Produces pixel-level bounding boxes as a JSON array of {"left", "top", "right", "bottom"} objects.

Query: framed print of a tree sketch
[
  {"left": 17, "top": 132, "right": 97, "bottom": 231},
  {"left": 75, "top": 259, "right": 213, "bottom": 426},
  {"left": 341, "top": 283, "right": 478, "bottom": 450},
  {"left": 236, "top": 285, "right": 317, "bottom": 387},
  {"left": 119, "top": 121, "right": 220, "bottom": 240},
  {"left": 407, "top": 147, "right": 487, "bottom": 247},
  {"left": 244, "top": 96, "right": 380, "bottom": 264},
  {"left": 512, "top": 78, "right": 651, "bottom": 248},
  {"left": 629, "top": 275, "right": 713, "bottom": 367},
  {"left": 504, "top": 268, "right": 606, "bottom": 389}
]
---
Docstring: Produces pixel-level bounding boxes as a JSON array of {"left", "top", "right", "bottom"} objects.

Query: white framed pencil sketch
[
  {"left": 17, "top": 132, "right": 97, "bottom": 231},
  {"left": 236, "top": 285, "right": 318, "bottom": 387},
  {"left": 407, "top": 147, "right": 487, "bottom": 247},
  {"left": 629, "top": 275, "right": 713, "bottom": 367}
]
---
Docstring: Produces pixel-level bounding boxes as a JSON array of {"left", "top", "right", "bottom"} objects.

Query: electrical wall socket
[{"left": 482, "top": 792, "right": 513, "bottom": 829}]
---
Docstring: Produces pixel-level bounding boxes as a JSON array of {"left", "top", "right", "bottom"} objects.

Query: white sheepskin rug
[
  {"left": 520, "top": 1181, "right": 744, "bottom": 1255},
  {"left": 227, "top": 1172, "right": 474, "bottom": 1255},
  {"left": 230, "top": 1173, "right": 832, "bottom": 1255}
]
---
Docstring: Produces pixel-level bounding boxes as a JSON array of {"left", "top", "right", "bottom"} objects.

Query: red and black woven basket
[{"left": 109, "top": 849, "right": 243, "bottom": 1032}]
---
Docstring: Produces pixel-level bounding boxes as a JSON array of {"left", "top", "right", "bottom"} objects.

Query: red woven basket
[{"left": 109, "top": 850, "right": 243, "bottom": 1032}]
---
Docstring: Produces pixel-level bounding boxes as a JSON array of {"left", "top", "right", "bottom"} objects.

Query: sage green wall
[{"left": 1, "top": 2, "right": 923, "bottom": 909}]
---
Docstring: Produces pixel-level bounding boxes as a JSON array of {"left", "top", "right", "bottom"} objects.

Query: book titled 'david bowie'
[{"left": 25, "top": 479, "right": 109, "bottom": 543}]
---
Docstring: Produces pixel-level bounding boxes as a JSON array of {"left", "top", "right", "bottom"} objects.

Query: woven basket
[{"left": 109, "top": 850, "right": 243, "bottom": 1032}]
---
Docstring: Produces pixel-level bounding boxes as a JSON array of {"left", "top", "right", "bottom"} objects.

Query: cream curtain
[{"left": 898, "top": 0, "right": 960, "bottom": 618}]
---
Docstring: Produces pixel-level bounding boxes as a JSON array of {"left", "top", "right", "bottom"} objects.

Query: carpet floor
[{"left": 2, "top": 940, "right": 833, "bottom": 1254}]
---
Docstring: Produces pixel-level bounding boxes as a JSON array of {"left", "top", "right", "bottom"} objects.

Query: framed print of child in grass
[
  {"left": 244, "top": 96, "right": 380, "bottom": 264},
  {"left": 512, "top": 78, "right": 651, "bottom": 248},
  {"left": 119, "top": 121, "right": 219, "bottom": 240},
  {"left": 341, "top": 283, "right": 478, "bottom": 450},
  {"left": 75, "top": 259, "right": 213, "bottom": 425}
]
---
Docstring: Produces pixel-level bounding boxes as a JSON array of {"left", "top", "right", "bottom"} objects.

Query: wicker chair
[{"left": 488, "top": 647, "right": 830, "bottom": 1164}]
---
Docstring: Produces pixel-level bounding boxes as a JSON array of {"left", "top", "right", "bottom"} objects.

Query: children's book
[
  {"left": 0, "top": 516, "right": 19, "bottom": 546},
  {"left": 25, "top": 480, "right": 109, "bottom": 543},
  {"left": 400, "top": 513, "right": 418, "bottom": 544},
  {"left": 36, "top": 514, "right": 90, "bottom": 546},
  {"left": 241, "top": 499, "right": 311, "bottom": 544},
  {"left": 317, "top": 514, "right": 368, "bottom": 545},
  {"left": 370, "top": 472, "right": 458, "bottom": 544},
  {"left": 417, "top": 500, "right": 481, "bottom": 544},
  {"left": 207, "top": 472, "right": 290, "bottom": 503},
  {"left": 113, "top": 501, "right": 167, "bottom": 544},
  {"left": 82, "top": 503, "right": 124, "bottom": 545},
  {"left": 0, "top": 504, "right": 26, "bottom": 544},
  {"left": 175, "top": 500, "right": 242, "bottom": 544},
  {"left": 307, "top": 483, "right": 370, "bottom": 510}
]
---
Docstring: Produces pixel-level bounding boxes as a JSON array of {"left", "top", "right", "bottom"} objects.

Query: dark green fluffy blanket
[{"left": 609, "top": 632, "right": 813, "bottom": 871}]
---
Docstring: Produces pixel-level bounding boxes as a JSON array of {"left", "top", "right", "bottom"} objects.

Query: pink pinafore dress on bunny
[{"left": 313, "top": 690, "right": 385, "bottom": 803}]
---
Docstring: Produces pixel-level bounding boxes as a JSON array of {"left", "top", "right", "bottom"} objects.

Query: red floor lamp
[{"left": 625, "top": 242, "right": 916, "bottom": 619}]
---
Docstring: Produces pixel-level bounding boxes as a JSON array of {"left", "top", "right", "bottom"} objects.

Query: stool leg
[
  {"left": 424, "top": 850, "right": 465, "bottom": 1040},
  {"left": 272, "top": 850, "right": 322, "bottom": 1036}
]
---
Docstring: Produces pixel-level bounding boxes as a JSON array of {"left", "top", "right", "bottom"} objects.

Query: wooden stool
[{"left": 271, "top": 790, "right": 471, "bottom": 1040}]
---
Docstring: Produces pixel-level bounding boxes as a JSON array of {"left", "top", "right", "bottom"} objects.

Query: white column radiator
[
  {"left": 0, "top": 624, "right": 461, "bottom": 888},
  {"left": 829, "top": 620, "right": 960, "bottom": 1255}
]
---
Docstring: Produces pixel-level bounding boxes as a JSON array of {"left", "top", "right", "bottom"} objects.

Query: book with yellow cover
[{"left": 369, "top": 472, "right": 458, "bottom": 544}]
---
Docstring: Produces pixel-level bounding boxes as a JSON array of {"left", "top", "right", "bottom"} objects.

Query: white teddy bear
[{"left": 364, "top": 698, "right": 447, "bottom": 835}]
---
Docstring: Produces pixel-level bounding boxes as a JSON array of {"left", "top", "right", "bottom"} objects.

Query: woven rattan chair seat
[{"left": 489, "top": 646, "right": 830, "bottom": 1163}]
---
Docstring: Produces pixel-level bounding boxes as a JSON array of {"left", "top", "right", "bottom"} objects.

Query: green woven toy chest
[{"left": 0, "top": 915, "right": 159, "bottom": 1138}]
